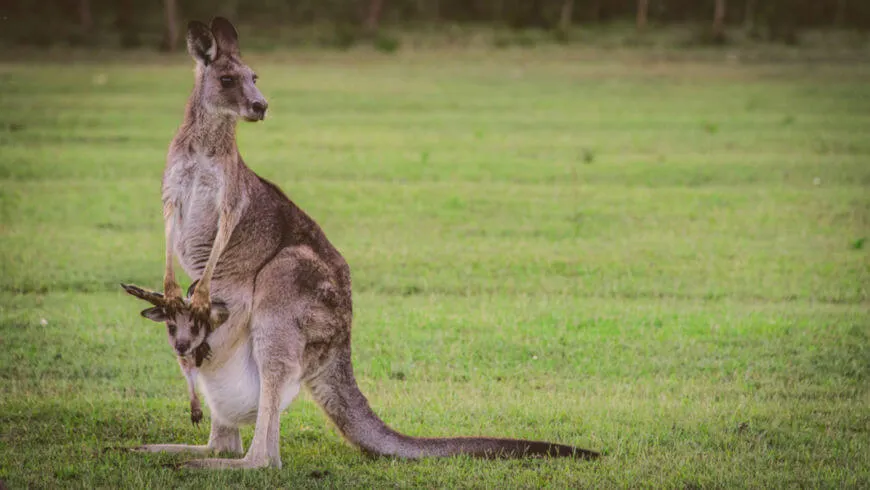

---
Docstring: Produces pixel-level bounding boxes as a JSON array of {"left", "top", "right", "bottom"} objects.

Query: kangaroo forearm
[
  {"left": 197, "top": 208, "right": 238, "bottom": 290},
  {"left": 163, "top": 202, "right": 181, "bottom": 295},
  {"left": 164, "top": 235, "right": 176, "bottom": 286}
]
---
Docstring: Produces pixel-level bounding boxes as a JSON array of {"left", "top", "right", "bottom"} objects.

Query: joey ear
[
  {"left": 210, "top": 17, "right": 239, "bottom": 56},
  {"left": 187, "top": 20, "right": 217, "bottom": 65},
  {"left": 209, "top": 301, "right": 230, "bottom": 326},
  {"left": 141, "top": 307, "right": 168, "bottom": 323},
  {"left": 120, "top": 283, "right": 165, "bottom": 306}
]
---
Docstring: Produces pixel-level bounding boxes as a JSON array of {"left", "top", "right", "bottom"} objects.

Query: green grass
[{"left": 1, "top": 49, "right": 868, "bottom": 488}]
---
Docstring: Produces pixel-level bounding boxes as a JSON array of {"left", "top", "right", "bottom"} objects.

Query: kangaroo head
[
  {"left": 121, "top": 282, "right": 229, "bottom": 358},
  {"left": 187, "top": 17, "right": 267, "bottom": 122}
]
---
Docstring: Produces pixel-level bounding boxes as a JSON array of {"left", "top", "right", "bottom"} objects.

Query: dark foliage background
[{"left": 1, "top": 0, "right": 868, "bottom": 50}]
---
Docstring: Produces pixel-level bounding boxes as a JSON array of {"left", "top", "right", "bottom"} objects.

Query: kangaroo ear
[
  {"left": 210, "top": 17, "right": 239, "bottom": 56},
  {"left": 141, "top": 307, "right": 168, "bottom": 323},
  {"left": 187, "top": 20, "right": 217, "bottom": 65},
  {"left": 209, "top": 301, "right": 230, "bottom": 326}
]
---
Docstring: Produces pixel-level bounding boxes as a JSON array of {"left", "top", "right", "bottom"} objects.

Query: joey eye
[
  {"left": 252, "top": 74, "right": 258, "bottom": 84},
  {"left": 219, "top": 76, "right": 235, "bottom": 88},
  {"left": 191, "top": 323, "right": 200, "bottom": 336},
  {"left": 167, "top": 324, "right": 177, "bottom": 336}
]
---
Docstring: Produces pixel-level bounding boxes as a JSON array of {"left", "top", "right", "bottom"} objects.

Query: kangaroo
[
  {"left": 139, "top": 16, "right": 599, "bottom": 469},
  {"left": 121, "top": 282, "right": 227, "bottom": 425}
]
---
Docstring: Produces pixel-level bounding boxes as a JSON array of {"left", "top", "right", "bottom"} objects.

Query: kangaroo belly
[
  {"left": 198, "top": 339, "right": 299, "bottom": 427},
  {"left": 199, "top": 340, "right": 259, "bottom": 426}
]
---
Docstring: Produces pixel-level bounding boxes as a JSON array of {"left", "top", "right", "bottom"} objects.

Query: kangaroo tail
[{"left": 304, "top": 344, "right": 599, "bottom": 460}]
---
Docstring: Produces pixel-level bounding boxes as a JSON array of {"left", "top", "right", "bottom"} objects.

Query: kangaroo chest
[{"left": 163, "top": 154, "right": 224, "bottom": 278}]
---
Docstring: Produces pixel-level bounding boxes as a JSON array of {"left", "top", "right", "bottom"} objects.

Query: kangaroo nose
[
  {"left": 252, "top": 100, "right": 267, "bottom": 119},
  {"left": 175, "top": 341, "right": 190, "bottom": 354}
]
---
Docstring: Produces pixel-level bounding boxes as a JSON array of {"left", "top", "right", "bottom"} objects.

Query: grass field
[{"left": 1, "top": 48, "right": 869, "bottom": 488}]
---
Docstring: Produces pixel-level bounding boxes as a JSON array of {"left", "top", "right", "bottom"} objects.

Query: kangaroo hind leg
[
  {"left": 185, "top": 305, "right": 304, "bottom": 469},
  {"left": 132, "top": 422, "right": 242, "bottom": 456}
]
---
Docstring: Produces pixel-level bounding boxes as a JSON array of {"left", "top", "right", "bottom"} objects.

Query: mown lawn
[{"left": 1, "top": 48, "right": 868, "bottom": 488}]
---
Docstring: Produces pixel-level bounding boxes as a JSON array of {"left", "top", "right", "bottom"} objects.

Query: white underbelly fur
[{"left": 198, "top": 338, "right": 300, "bottom": 427}]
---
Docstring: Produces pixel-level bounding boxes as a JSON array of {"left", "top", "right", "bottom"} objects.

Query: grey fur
[{"left": 138, "top": 17, "right": 599, "bottom": 469}]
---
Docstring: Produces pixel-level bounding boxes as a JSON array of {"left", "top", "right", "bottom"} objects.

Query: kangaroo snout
[
  {"left": 251, "top": 100, "right": 268, "bottom": 120},
  {"left": 175, "top": 340, "right": 191, "bottom": 355}
]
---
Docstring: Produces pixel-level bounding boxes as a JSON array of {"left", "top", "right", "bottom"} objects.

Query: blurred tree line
[{"left": 1, "top": 0, "right": 867, "bottom": 49}]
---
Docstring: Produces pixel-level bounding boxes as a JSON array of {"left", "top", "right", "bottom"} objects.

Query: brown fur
[{"left": 133, "top": 17, "right": 599, "bottom": 469}]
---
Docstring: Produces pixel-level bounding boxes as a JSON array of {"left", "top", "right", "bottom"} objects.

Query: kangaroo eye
[
  {"left": 252, "top": 74, "right": 258, "bottom": 84},
  {"left": 167, "top": 324, "right": 177, "bottom": 336},
  {"left": 219, "top": 76, "right": 235, "bottom": 88}
]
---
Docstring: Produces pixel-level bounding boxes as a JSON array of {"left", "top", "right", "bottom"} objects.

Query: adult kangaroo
[{"left": 147, "top": 16, "right": 599, "bottom": 469}]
